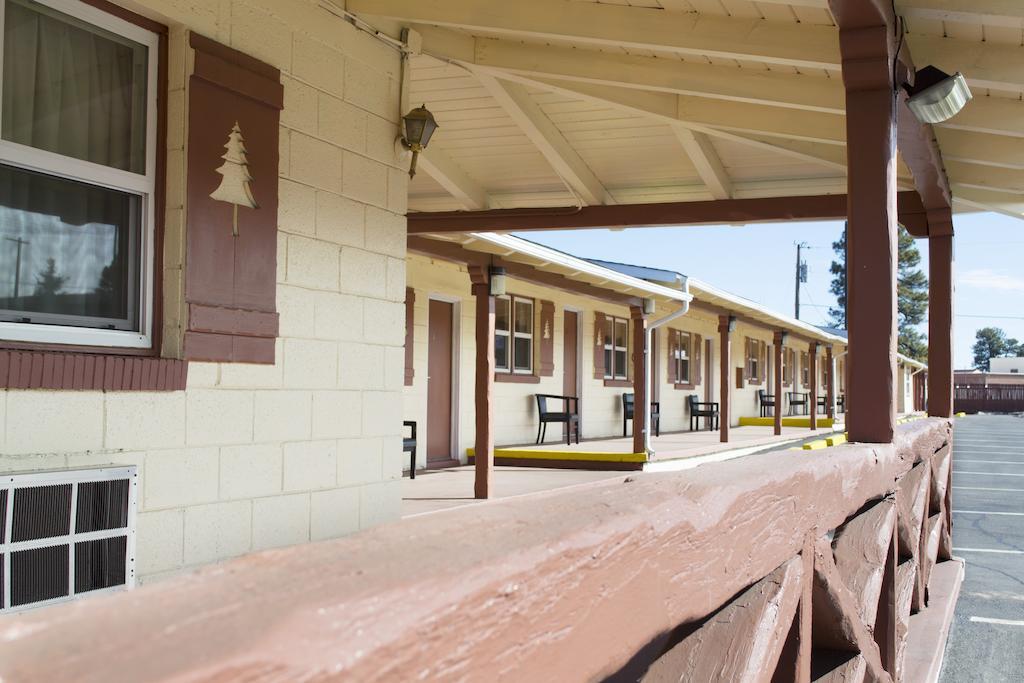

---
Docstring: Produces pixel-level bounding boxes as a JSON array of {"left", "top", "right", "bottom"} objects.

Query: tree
[
  {"left": 34, "top": 258, "right": 67, "bottom": 297},
  {"left": 829, "top": 225, "right": 929, "bottom": 361},
  {"left": 209, "top": 122, "right": 258, "bottom": 236},
  {"left": 974, "top": 328, "right": 1024, "bottom": 370}
]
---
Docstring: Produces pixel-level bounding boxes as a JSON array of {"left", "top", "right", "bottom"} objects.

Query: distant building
[{"left": 990, "top": 357, "right": 1024, "bottom": 374}]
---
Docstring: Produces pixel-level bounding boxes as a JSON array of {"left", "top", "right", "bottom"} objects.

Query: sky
[{"left": 516, "top": 211, "right": 1024, "bottom": 369}]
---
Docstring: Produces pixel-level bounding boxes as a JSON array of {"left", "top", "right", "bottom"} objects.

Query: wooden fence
[
  {"left": 954, "top": 383, "right": 1024, "bottom": 413},
  {"left": 0, "top": 419, "right": 955, "bottom": 682}
]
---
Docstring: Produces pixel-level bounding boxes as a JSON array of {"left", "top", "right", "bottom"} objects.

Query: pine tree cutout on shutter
[
  {"left": 695, "top": 334, "right": 702, "bottom": 385},
  {"left": 667, "top": 330, "right": 677, "bottom": 384},
  {"left": 593, "top": 312, "right": 606, "bottom": 380},
  {"left": 210, "top": 122, "right": 259, "bottom": 236}
]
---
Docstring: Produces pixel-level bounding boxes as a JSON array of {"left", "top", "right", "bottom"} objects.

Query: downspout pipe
[
  {"left": 833, "top": 349, "right": 848, "bottom": 419},
  {"left": 644, "top": 280, "right": 691, "bottom": 456}
]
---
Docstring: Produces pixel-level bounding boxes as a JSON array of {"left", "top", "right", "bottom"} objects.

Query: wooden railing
[
  {"left": 955, "top": 383, "right": 1024, "bottom": 413},
  {"left": 0, "top": 420, "right": 953, "bottom": 682}
]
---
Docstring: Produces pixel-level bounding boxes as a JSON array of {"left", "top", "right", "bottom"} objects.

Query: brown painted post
[
  {"left": 808, "top": 342, "right": 818, "bottom": 431},
  {"left": 928, "top": 233, "right": 954, "bottom": 418},
  {"left": 718, "top": 315, "right": 732, "bottom": 443},
  {"left": 631, "top": 306, "right": 647, "bottom": 454},
  {"left": 469, "top": 266, "right": 494, "bottom": 499},
  {"left": 825, "top": 346, "right": 835, "bottom": 420},
  {"left": 838, "top": 23, "right": 898, "bottom": 443},
  {"left": 773, "top": 331, "right": 785, "bottom": 436}
]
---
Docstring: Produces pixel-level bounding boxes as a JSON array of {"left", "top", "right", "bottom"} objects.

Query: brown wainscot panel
[
  {"left": 184, "top": 33, "right": 283, "bottom": 364},
  {"left": 0, "top": 351, "right": 187, "bottom": 391}
]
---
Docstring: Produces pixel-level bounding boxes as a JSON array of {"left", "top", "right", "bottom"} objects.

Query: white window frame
[
  {"left": 0, "top": 0, "right": 159, "bottom": 349},
  {"left": 674, "top": 329, "right": 691, "bottom": 385},
  {"left": 495, "top": 294, "right": 534, "bottom": 375},
  {"left": 495, "top": 295, "right": 511, "bottom": 372},
  {"left": 604, "top": 316, "right": 628, "bottom": 381},
  {"left": 748, "top": 339, "right": 760, "bottom": 383}
]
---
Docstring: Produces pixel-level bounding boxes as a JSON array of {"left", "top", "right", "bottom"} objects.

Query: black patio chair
[
  {"left": 787, "top": 391, "right": 808, "bottom": 416},
  {"left": 535, "top": 394, "right": 580, "bottom": 445},
  {"left": 758, "top": 389, "right": 776, "bottom": 417},
  {"left": 687, "top": 394, "right": 719, "bottom": 431},
  {"left": 817, "top": 395, "right": 830, "bottom": 413},
  {"left": 402, "top": 421, "right": 417, "bottom": 479},
  {"left": 837, "top": 394, "right": 846, "bottom": 413},
  {"left": 622, "top": 393, "right": 660, "bottom": 438}
]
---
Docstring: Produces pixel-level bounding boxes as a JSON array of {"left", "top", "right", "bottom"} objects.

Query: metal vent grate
[{"left": 1, "top": 466, "right": 136, "bottom": 612}]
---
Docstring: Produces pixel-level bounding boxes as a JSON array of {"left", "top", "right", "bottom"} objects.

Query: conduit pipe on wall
[{"left": 644, "top": 278, "right": 691, "bottom": 456}]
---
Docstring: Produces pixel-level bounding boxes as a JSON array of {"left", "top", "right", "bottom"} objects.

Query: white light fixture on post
[
  {"left": 488, "top": 266, "right": 507, "bottom": 297},
  {"left": 400, "top": 104, "right": 439, "bottom": 178},
  {"left": 905, "top": 66, "right": 972, "bottom": 124},
  {"left": 642, "top": 297, "right": 656, "bottom": 315}
]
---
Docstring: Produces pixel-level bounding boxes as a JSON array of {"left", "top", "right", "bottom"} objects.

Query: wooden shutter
[
  {"left": 404, "top": 288, "right": 415, "bottom": 386},
  {"left": 694, "top": 334, "right": 703, "bottom": 385},
  {"left": 743, "top": 338, "right": 752, "bottom": 382},
  {"left": 593, "top": 312, "right": 606, "bottom": 379},
  {"left": 667, "top": 329, "right": 678, "bottom": 384},
  {"left": 539, "top": 300, "right": 555, "bottom": 376},
  {"left": 760, "top": 340, "right": 768, "bottom": 385}
]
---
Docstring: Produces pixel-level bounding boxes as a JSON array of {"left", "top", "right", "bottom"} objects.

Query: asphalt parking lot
[{"left": 940, "top": 414, "right": 1024, "bottom": 682}]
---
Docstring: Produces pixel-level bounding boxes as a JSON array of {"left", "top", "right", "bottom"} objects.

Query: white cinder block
[
  {"left": 136, "top": 509, "right": 184, "bottom": 576},
  {"left": 385, "top": 257, "right": 406, "bottom": 302},
  {"left": 337, "top": 342, "right": 385, "bottom": 390},
  {"left": 386, "top": 166, "right": 408, "bottom": 215},
  {"left": 344, "top": 58, "right": 397, "bottom": 119},
  {"left": 230, "top": 2, "right": 292, "bottom": 72},
  {"left": 185, "top": 362, "right": 219, "bottom": 388},
  {"left": 360, "top": 391, "right": 402, "bottom": 437},
  {"left": 342, "top": 151, "right": 387, "bottom": 207},
  {"left": 287, "top": 234, "right": 341, "bottom": 291},
  {"left": 186, "top": 390, "right": 254, "bottom": 446},
  {"left": 363, "top": 206, "right": 406, "bottom": 259},
  {"left": 280, "top": 76, "right": 317, "bottom": 136},
  {"left": 277, "top": 285, "right": 317, "bottom": 338},
  {"left": 144, "top": 447, "right": 219, "bottom": 510},
  {"left": 361, "top": 299, "right": 405, "bottom": 347},
  {"left": 252, "top": 493, "right": 310, "bottom": 550},
  {"left": 289, "top": 132, "right": 343, "bottom": 193},
  {"left": 283, "top": 338, "right": 338, "bottom": 389},
  {"left": 337, "top": 437, "right": 382, "bottom": 486},
  {"left": 310, "top": 487, "right": 360, "bottom": 541},
  {"left": 283, "top": 440, "right": 337, "bottom": 492},
  {"left": 5, "top": 391, "right": 103, "bottom": 455},
  {"left": 220, "top": 443, "right": 283, "bottom": 500},
  {"left": 364, "top": 114, "right": 400, "bottom": 167},
  {"left": 339, "top": 247, "right": 388, "bottom": 299},
  {"left": 254, "top": 390, "right": 312, "bottom": 442},
  {"left": 319, "top": 93, "right": 366, "bottom": 153},
  {"left": 383, "top": 345, "right": 405, "bottom": 390},
  {"left": 183, "top": 500, "right": 252, "bottom": 565},
  {"left": 316, "top": 191, "right": 364, "bottom": 247},
  {"left": 105, "top": 392, "right": 186, "bottom": 451},
  {"left": 313, "top": 291, "right": 363, "bottom": 342},
  {"left": 311, "top": 391, "right": 362, "bottom": 439},
  {"left": 359, "top": 480, "right": 401, "bottom": 529},
  {"left": 278, "top": 178, "right": 317, "bottom": 237},
  {"left": 219, "top": 351, "right": 285, "bottom": 389},
  {"left": 381, "top": 436, "right": 404, "bottom": 480},
  {"left": 292, "top": 33, "right": 344, "bottom": 98}
]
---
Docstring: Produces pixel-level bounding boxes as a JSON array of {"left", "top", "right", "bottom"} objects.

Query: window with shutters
[
  {"left": 747, "top": 338, "right": 761, "bottom": 383},
  {"left": 604, "top": 316, "right": 628, "bottom": 380},
  {"left": 0, "top": 466, "right": 137, "bottom": 612},
  {"left": 801, "top": 351, "right": 810, "bottom": 386},
  {"left": 495, "top": 295, "right": 533, "bottom": 374},
  {"left": 673, "top": 330, "right": 691, "bottom": 385}
]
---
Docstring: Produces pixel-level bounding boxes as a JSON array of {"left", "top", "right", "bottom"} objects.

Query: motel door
[
  {"left": 427, "top": 300, "right": 454, "bottom": 464},
  {"left": 563, "top": 310, "right": 579, "bottom": 438}
]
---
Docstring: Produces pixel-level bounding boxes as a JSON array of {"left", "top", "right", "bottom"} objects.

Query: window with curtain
[
  {"left": 604, "top": 316, "right": 628, "bottom": 380},
  {"left": 0, "top": 0, "right": 157, "bottom": 347},
  {"left": 801, "top": 351, "right": 810, "bottom": 386},
  {"left": 495, "top": 295, "right": 533, "bottom": 374},
  {"left": 673, "top": 329, "right": 691, "bottom": 384},
  {"left": 747, "top": 338, "right": 761, "bottom": 382}
]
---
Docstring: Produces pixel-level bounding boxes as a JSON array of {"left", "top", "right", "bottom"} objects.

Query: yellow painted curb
[
  {"left": 826, "top": 433, "right": 848, "bottom": 447},
  {"left": 739, "top": 416, "right": 835, "bottom": 428},
  {"left": 955, "top": 412, "right": 967, "bottom": 418},
  {"left": 802, "top": 439, "right": 829, "bottom": 451},
  {"left": 467, "top": 448, "right": 647, "bottom": 463}
]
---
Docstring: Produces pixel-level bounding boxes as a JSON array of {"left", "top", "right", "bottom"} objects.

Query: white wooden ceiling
[{"left": 349, "top": 0, "right": 1024, "bottom": 221}]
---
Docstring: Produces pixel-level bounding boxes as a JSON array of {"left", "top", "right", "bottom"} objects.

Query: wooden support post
[
  {"left": 928, "top": 234, "right": 954, "bottom": 418},
  {"left": 719, "top": 315, "right": 732, "bottom": 443},
  {"left": 839, "top": 25, "right": 898, "bottom": 443},
  {"left": 631, "top": 306, "right": 647, "bottom": 455},
  {"left": 774, "top": 331, "right": 785, "bottom": 436},
  {"left": 469, "top": 266, "right": 495, "bottom": 499},
  {"left": 825, "top": 346, "right": 835, "bottom": 420},
  {"left": 808, "top": 342, "right": 818, "bottom": 431}
]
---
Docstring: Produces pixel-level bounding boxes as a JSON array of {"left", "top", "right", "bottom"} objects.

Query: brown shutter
[
  {"left": 404, "top": 287, "right": 415, "bottom": 386},
  {"left": 760, "top": 340, "right": 768, "bottom": 385},
  {"left": 667, "top": 329, "right": 677, "bottom": 384},
  {"left": 593, "top": 312, "right": 606, "bottom": 379},
  {"left": 539, "top": 300, "right": 555, "bottom": 376},
  {"left": 743, "top": 338, "right": 752, "bottom": 382},
  {"left": 694, "top": 334, "right": 703, "bottom": 385}
]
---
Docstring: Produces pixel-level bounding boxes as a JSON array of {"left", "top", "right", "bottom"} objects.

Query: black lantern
[{"left": 401, "top": 104, "right": 439, "bottom": 178}]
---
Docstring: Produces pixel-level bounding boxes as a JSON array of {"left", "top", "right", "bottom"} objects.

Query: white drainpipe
[
  {"left": 833, "top": 349, "right": 848, "bottom": 418},
  {"left": 644, "top": 288, "right": 691, "bottom": 456}
]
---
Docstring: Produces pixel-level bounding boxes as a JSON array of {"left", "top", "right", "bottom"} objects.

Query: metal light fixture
[
  {"left": 642, "top": 297, "right": 656, "bottom": 315},
  {"left": 488, "top": 266, "right": 507, "bottom": 297},
  {"left": 401, "top": 104, "right": 439, "bottom": 178},
  {"left": 905, "top": 66, "right": 972, "bottom": 124}
]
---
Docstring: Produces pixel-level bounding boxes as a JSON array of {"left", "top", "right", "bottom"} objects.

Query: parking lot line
[
  {"left": 968, "top": 617, "right": 1024, "bottom": 627},
  {"left": 954, "top": 510, "right": 1024, "bottom": 517},
  {"left": 955, "top": 471, "right": 1024, "bottom": 477},
  {"left": 953, "top": 486, "right": 1024, "bottom": 492},
  {"left": 954, "top": 548, "right": 1024, "bottom": 555},
  {"left": 956, "top": 460, "right": 1024, "bottom": 465}
]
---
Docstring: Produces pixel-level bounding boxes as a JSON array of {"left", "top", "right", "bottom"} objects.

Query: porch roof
[{"left": 350, "top": 0, "right": 1024, "bottom": 225}]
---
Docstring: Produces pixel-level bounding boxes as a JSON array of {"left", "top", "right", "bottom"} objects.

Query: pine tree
[
  {"left": 34, "top": 258, "right": 67, "bottom": 297},
  {"left": 209, "top": 122, "right": 258, "bottom": 236},
  {"left": 828, "top": 225, "right": 929, "bottom": 361}
]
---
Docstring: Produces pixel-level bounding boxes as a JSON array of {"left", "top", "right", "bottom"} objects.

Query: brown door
[
  {"left": 563, "top": 311, "right": 578, "bottom": 439},
  {"left": 426, "top": 299, "right": 454, "bottom": 463}
]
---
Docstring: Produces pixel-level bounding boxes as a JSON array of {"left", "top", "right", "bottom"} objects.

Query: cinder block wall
[{"left": 0, "top": 0, "right": 408, "bottom": 582}]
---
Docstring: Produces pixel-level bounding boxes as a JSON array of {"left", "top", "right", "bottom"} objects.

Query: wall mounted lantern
[
  {"left": 488, "top": 266, "right": 507, "bottom": 297},
  {"left": 642, "top": 297, "right": 656, "bottom": 315},
  {"left": 905, "top": 66, "right": 972, "bottom": 123},
  {"left": 401, "top": 104, "right": 439, "bottom": 178}
]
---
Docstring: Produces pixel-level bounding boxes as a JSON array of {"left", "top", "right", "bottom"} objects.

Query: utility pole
[
  {"left": 5, "top": 236, "right": 28, "bottom": 299},
  {"left": 795, "top": 242, "right": 808, "bottom": 320}
]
